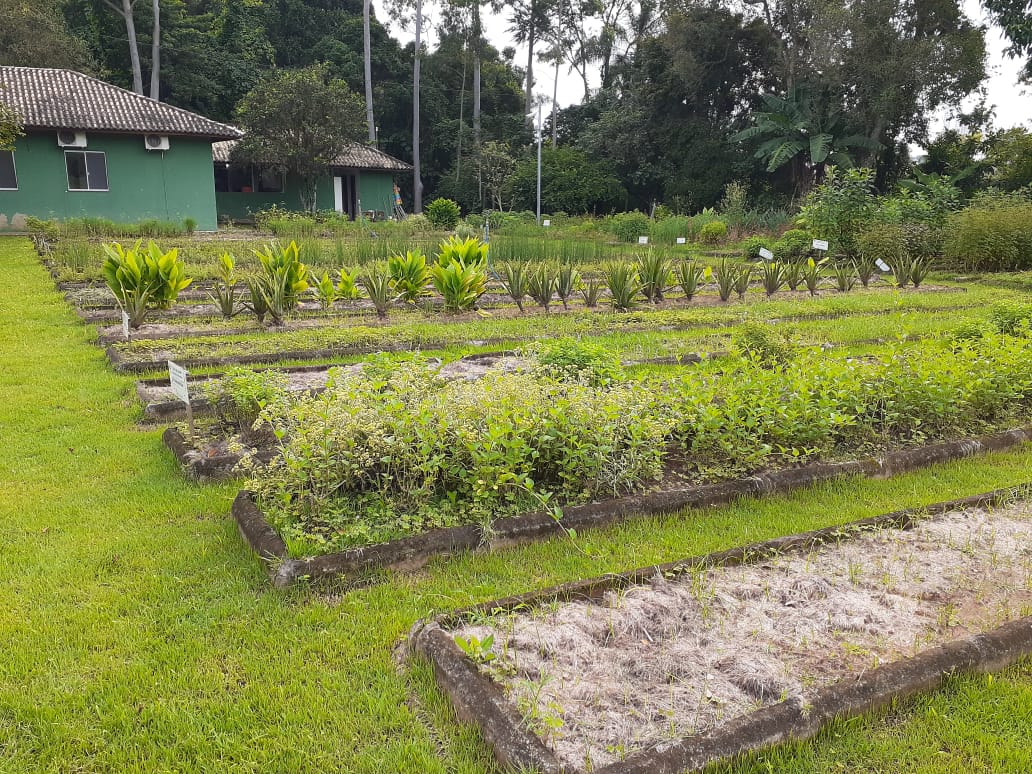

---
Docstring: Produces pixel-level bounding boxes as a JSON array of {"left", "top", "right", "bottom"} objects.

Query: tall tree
[
  {"left": 150, "top": 0, "right": 160, "bottom": 98},
  {"left": 0, "top": 0, "right": 93, "bottom": 70},
  {"left": 234, "top": 65, "right": 365, "bottom": 212},
  {"left": 507, "top": 0, "right": 554, "bottom": 114},
  {"left": 982, "top": 0, "right": 1032, "bottom": 81},
  {"left": 102, "top": 0, "right": 145, "bottom": 93}
]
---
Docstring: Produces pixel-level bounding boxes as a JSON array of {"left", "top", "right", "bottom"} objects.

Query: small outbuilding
[
  {"left": 0, "top": 66, "right": 241, "bottom": 231},
  {"left": 212, "top": 140, "right": 412, "bottom": 223}
]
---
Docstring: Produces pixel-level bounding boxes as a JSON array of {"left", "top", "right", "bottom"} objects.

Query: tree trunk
[
  {"left": 122, "top": 0, "right": 144, "bottom": 94},
  {"left": 551, "top": 56, "right": 559, "bottom": 147},
  {"left": 472, "top": 2, "right": 482, "bottom": 209},
  {"left": 525, "top": 20, "right": 536, "bottom": 116},
  {"left": 456, "top": 45, "right": 467, "bottom": 181},
  {"left": 149, "top": 0, "right": 160, "bottom": 99},
  {"left": 412, "top": 0, "right": 423, "bottom": 213},
  {"left": 300, "top": 176, "right": 318, "bottom": 214},
  {"left": 363, "top": 0, "right": 375, "bottom": 143}
]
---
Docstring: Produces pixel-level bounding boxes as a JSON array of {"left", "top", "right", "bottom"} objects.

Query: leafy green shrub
[
  {"left": 731, "top": 322, "right": 795, "bottom": 366},
  {"left": 101, "top": 240, "right": 192, "bottom": 328},
  {"left": 857, "top": 222, "right": 906, "bottom": 270},
  {"left": 533, "top": 339, "right": 624, "bottom": 386},
  {"left": 774, "top": 228, "right": 811, "bottom": 263},
  {"left": 425, "top": 198, "right": 462, "bottom": 230},
  {"left": 698, "top": 220, "right": 728, "bottom": 245},
  {"left": 739, "top": 235, "right": 771, "bottom": 260},
  {"left": 607, "top": 211, "right": 650, "bottom": 243},
  {"left": 432, "top": 257, "right": 487, "bottom": 312},
  {"left": 388, "top": 249, "right": 431, "bottom": 303},
  {"left": 989, "top": 301, "right": 1032, "bottom": 335},
  {"left": 799, "top": 167, "right": 877, "bottom": 257},
  {"left": 944, "top": 199, "right": 1032, "bottom": 271},
  {"left": 203, "top": 367, "right": 289, "bottom": 444}
]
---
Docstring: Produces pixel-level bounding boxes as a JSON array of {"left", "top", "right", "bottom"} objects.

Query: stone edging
[
  {"left": 162, "top": 427, "right": 276, "bottom": 482},
  {"left": 408, "top": 486, "right": 1032, "bottom": 774},
  {"left": 229, "top": 426, "right": 1032, "bottom": 587}
]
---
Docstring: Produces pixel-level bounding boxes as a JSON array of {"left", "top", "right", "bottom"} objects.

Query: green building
[
  {"left": 0, "top": 66, "right": 240, "bottom": 232},
  {"left": 212, "top": 140, "right": 411, "bottom": 223}
]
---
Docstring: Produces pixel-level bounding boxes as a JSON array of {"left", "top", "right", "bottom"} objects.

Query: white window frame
[
  {"left": 65, "top": 150, "right": 109, "bottom": 192},
  {"left": 0, "top": 150, "right": 16, "bottom": 191}
]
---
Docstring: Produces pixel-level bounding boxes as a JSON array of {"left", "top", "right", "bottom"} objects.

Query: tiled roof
[
  {"left": 0, "top": 66, "right": 241, "bottom": 140},
  {"left": 213, "top": 139, "right": 412, "bottom": 172}
]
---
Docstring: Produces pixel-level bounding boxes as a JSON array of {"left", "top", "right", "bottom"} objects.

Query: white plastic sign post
[
  {"left": 542, "top": 219, "right": 551, "bottom": 227},
  {"left": 168, "top": 360, "right": 194, "bottom": 440},
  {"left": 676, "top": 237, "right": 687, "bottom": 245},
  {"left": 638, "top": 236, "right": 649, "bottom": 245},
  {"left": 875, "top": 258, "right": 891, "bottom": 272},
  {"left": 758, "top": 247, "right": 774, "bottom": 261},
  {"left": 812, "top": 239, "right": 829, "bottom": 252},
  {"left": 121, "top": 310, "right": 131, "bottom": 343}
]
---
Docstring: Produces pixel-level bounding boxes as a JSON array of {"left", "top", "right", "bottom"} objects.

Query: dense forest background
[{"left": 3, "top": 0, "right": 1031, "bottom": 213}]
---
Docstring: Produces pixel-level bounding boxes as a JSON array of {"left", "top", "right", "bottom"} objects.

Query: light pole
[{"left": 527, "top": 102, "right": 543, "bottom": 225}]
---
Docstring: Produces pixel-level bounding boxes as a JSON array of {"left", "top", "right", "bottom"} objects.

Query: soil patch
[{"left": 445, "top": 498, "right": 1032, "bottom": 771}]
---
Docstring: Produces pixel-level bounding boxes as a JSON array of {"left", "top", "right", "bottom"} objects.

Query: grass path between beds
[{"left": 0, "top": 237, "right": 1028, "bottom": 773}]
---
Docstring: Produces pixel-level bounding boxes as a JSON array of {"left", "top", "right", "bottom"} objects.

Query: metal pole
[{"left": 536, "top": 101, "right": 542, "bottom": 225}]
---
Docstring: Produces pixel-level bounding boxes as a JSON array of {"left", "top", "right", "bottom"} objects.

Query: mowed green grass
[{"left": 0, "top": 237, "right": 1029, "bottom": 773}]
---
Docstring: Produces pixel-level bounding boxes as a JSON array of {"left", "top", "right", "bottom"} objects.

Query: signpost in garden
[
  {"left": 812, "top": 239, "right": 829, "bottom": 252},
  {"left": 168, "top": 360, "right": 193, "bottom": 440},
  {"left": 759, "top": 247, "right": 774, "bottom": 261}
]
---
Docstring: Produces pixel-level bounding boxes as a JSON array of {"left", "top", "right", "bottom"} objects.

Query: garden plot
[{"left": 442, "top": 497, "right": 1032, "bottom": 772}]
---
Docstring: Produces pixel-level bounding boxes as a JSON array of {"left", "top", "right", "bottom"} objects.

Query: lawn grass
[{"left": 1, "top": 236, "right": 1029, "bottom": 772}]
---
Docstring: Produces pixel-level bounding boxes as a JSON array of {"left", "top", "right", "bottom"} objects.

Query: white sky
[{"left": 377, "top": 0, "right": 1031, "bottom": 131}]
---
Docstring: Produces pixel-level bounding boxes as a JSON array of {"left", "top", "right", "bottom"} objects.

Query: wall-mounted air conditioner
[
  {"left": 144, "top": 134, "right": 170, "bottom": 151},
  {"left": 57, "top": 130, "right": 87, "bottom": 148}
]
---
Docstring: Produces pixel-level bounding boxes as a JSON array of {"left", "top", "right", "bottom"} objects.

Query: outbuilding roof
[
  {"left": 0, "top": 66, "right": 241, "bottom": 140},
  {"left": 212, "top": 139, "right": 412, "bottom": 173}
]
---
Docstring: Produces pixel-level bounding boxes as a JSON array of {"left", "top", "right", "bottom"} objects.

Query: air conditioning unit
[
  {"left": 56, "top": 130, "right": 87, "bottom": 148},
  {"left": 144, "top": 134, "right": 170, "bottom": 151}
]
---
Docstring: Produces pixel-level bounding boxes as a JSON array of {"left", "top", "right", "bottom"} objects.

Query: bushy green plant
[
  {"left": 388, "top": 249, "right": 432, "bottom": 303},
  {"left": 209, "top": 253, "right": 241, "bottom": 318},
  {"left": 649, "top": 216, "right": 691, "bottom": 245},
  {"left": 740, "top": 235, "right": 771, "bottom": 260},
  {"left": 799, "top": 167, "right": 877, "bottom": 257},
  {"left": 774, "top": 229, "right": 811, "bottom": 263},
  {"left": 312, "top": 271, "right": 338, "bottom": 309},
  {"left": 944, "top": 199, "right": 1032, "bottom": 271},
  {"left": 101, "top": 240, "right": 192, "bottom": 328},
  {"left": 731, "top": 321, "right": 795, "bottom": 366},
  {"left": 203, "top": 367, "right": 289, "bottom": 444},
  {"left": 636, "top": 250, "right": 672, "bottom": 303},
  {"left": 432, "top": 257, "right": 487, "bottom": 312},
  {"left": 425, "top": 198, "right": 462, "bottom": 230},
  {"left": 857, "top": 222, "right": 906, "bottom": 271},
  {"left": 698, "top": 220, "right": 728, "bottom": 245},
  {"left": 336, "top": 268, "right": 362, "bottom": 300},
  {"left": 251, "top": 241, "right": 310, "bottom": 324},
  {"left": 607, "top": 210, "right": 650, "bottom": 243},
  {"left": 435, "top": 235, "right": 489, "bottom": 268},
  {"left": 604, "top": 262, "right": 639, "bottom": 310},
  {"left": 675, "top": 261, "right": 708, "bottom": 301},
  {"left": 988, "top": 301, "right": 1032, "bottom": 335},
  {"left": 533, "top": 338, "right": 624, "bottom": 386},
  {"left": 499, "top": 262, "right": 530, "bottom": 312}
]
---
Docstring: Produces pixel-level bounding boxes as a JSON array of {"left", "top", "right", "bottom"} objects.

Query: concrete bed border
[
  {"left": 229, "top": 426, "right": 1032, "bottom": 588},
  {"left": 408, "top": 485, "right": 1032, "bottom": 774},
  {"left": 162, "top": 426, "right": 277, "bottom": 482}
]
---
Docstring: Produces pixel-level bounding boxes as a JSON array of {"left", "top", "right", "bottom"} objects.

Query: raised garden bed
[
  {"left": 231, "top": 426, "right": 1032, "bottom": 586},
  {"left": 410, "top": 486, "right": 1032, "bottom": 773}
]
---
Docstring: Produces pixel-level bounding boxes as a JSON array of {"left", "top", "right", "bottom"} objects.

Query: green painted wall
[
  {"left": 216, "top": 171, "right": 398, "bottom": 221},
  {"left": 358, "top": 172, "right": 396, "bottom": 217},
  {"left": 216, "top": 177, "right": 334, "bottom": 221},
  {"left": 0, "top": 132, "right": 220, "bottom": 231}
]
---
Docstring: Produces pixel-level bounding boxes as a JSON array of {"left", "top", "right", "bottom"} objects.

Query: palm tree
[{"left": 732, "top": 88, "right": 881, "bottom": 195}]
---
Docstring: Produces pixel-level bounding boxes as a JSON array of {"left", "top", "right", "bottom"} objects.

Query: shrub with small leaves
[
  {"left": 774, "top": 229, "right": 811, "bottom": 263},
  {"left": 698, "top": 220, "right": 728, "bottom": 245},
  {"left": 203, "top": 367, "right": 289, "bottom": 444},
  {"left": 739, "top": 235, "right": 771, "bottom": 260},
  {"left": 425, "top": 198, "right": 462, "bottom": 230},
  {"left": 533, "top": 338, "right": 624, "bottom": 386}
]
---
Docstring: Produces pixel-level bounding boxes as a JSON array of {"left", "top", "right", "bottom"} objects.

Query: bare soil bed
[{"left": 453, "top": 500, "right": 1032, "bottom": 771}]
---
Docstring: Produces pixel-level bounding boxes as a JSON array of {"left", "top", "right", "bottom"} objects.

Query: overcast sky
[{"left": 376, "top": 0, "right": 1031, "bottom": 132}]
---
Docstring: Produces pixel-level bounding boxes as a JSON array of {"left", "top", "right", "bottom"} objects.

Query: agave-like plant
[
  {"left": 802, "top": 257, "right": 827, "bottom": 296},
  {"left": 604, "top": 262, "right": 640, "bottom": 311},
  {"left": 733, "top": 264, "right": 753, "bottom": 300},
  {"left": 361, "top": 268, "right": 396, "bottom": 319},
  {"left": 527, "top": 263, "right": 558, "bottom": 312},
  {"left": 713, "top": 259, "right": 736, "bottom": 302},
  {"left": 832, "top": 263, "right": 856, "bottom": 292},
  {"left": 208, "top": 252, "right": 240, "bottom": 318},
  {"left": 759, "top": 260, "right": 785, "bottom": 297},
  {"left": 675, "top": 260, "right": 708, "bottom": 301},
  {"left": 580, "top": 276, "right": 603, "bottom": 308},
  {"left": 636, "top": 249, "right": 672, "bottom": 303},
  {"left": 555, "top": 263, "right": 580, "bottom": 310},
  {"left": 101, "top": 240, "right": 192, "bottom": 328},
  {"left": 499, "top": 261, "right": 530, "bottom": 312}
]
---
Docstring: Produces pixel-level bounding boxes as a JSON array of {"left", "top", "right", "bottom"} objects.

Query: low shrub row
[{"left": 247, "top": 332, "right": 1032, "bottom": 554}]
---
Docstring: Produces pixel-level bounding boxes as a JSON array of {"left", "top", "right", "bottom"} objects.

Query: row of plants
[{"left": 244, "top": 331, "right": 1032, "bottom": 555}]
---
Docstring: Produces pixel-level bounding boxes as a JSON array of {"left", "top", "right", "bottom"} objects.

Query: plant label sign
[
  {"left": 542, "top": 219, "right": 551, "bottom": 227},
  {"left": 759, "top": 247, "right": 774, "bottom": 261},
  {"left": 638, "top": 236, "right": 649, "bottom": 245},
  {"left": 121, "top": 310, "right": 131, "bottom": 342},
  {"left": 168, "top": 361, "right": 190, "bottom": 404},
  {"left": 676, "top": 237, "right": 687, "bottom": 245},
  {"left": 876, "top": 258, "right": 891, "bottom": 272},
  {"left": 812, "top": 239, "right": 829, "bottom": 252}
]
